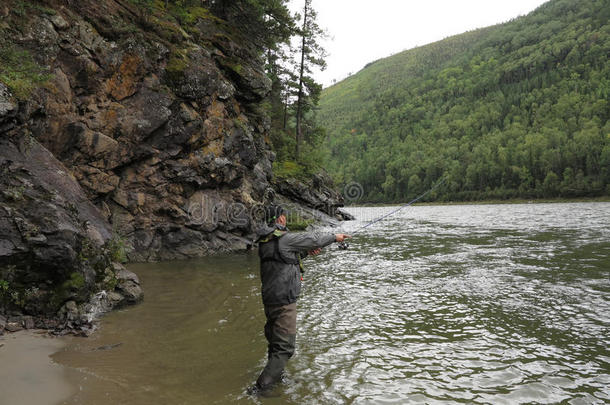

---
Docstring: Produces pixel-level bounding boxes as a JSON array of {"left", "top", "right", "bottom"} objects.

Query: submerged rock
[{"left": 92, "top": 342, "right": 123, "bottom": 351}]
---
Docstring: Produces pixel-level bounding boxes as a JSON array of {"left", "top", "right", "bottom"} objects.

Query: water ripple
[
  {"left": 289, "top": 203, "right": 610, "bottom": 404},
  {"left": 52, "top": 203, "right": 610, "bottom": 405}
]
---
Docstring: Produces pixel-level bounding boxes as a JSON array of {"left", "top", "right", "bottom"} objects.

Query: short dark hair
[{"left": 264, "top": 205, "right": 285, "bottom": 224}]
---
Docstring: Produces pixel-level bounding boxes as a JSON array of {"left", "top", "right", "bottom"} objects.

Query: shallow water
[
  {"left": 0, "top": 331, "right": 74, "bottom": 405},
  {"left": 52, "top": 202, "right": 609, "bottom": 404}
]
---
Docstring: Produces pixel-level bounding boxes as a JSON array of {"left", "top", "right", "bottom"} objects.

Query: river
[{"left": 50, "top": 202, "right": 609, "bottom": 404}]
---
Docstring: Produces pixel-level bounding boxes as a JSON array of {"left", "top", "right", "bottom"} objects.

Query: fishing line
[{"left": 338, "top": 176, "right": 447, "bottom": 249}]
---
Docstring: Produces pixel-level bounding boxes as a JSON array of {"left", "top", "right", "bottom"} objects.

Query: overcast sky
[{"left": 287, "top": 0, "right": 550, "bottom": 88}]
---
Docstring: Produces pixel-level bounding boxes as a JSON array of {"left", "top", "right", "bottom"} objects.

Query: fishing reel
[{"left": 338, "top": 241, "right": 349, "bottom": 250}]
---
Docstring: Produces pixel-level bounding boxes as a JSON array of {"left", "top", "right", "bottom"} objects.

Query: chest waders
[{"left": 255, "top": 230, "right": 301, "bottom": 392}]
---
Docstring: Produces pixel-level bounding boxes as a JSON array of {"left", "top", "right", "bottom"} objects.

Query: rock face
[
  {"left": 274, "top": 173, "right": 355, "bottom": 223},
  {"left": 0, "top": 1, "right": 348, "bottom": 331},
  {"left": 3, "top": 1, "right": 278, "bottom": 262},
  {"left": 0, "top": 119, "right": 142, "bottom": 335}
]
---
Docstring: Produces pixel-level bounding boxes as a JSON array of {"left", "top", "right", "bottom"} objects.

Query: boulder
[
  {"left": 6, "top": 318, "right": 23, "bottom": 332},
  {"left": 48, "top": 14, "right": 70, "bottom": 31},
  {"left": 23, "top": 315, "right": 35, "bottom": 329},
  {"left": 113, "top": 263, "right": 143, "bottom": 304}
]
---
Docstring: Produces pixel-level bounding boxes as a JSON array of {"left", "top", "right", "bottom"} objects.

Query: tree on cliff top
[
  {"left": 132, "top": 0, "right": 327, "bottom": 174},
  {"left": 294, "top": 0, "right": 326, "bottom": 161},
  {"left": 210, "top": 0, "right": 295, "bottom": 53}
]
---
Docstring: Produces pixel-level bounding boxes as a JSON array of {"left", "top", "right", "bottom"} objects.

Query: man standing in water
[{"left": 249, "top": 205, "right": 350, "bottom": 394}]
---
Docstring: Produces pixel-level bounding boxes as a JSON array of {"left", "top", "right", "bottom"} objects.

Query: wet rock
[
  {"left": 23, "top": 316, "right": 35, "bottom": 329},
  {"left": 159, "top": 226, "right": 209, "bottom": 259},
  {"left": 6, "top": 317, "right": 23, "bottom": 332},
  {"left": 78, "top": 325, "right": 96, "bottom": 337},
  {"left": 106, "top": 291, "right": 124, "bottom": 306},
  {"left": 5, "top": 323, "right": 23, "bottom": 332},
  {"left": 37, "top": 318, "right": 59, "bottom": 330},
  {"left": 113, "top": 263, "right": 142, "bottom": 304},
  {"left": 59, "top": 301, "right": 80, "bottom": 322},
  {"left": 116, "top": 280, "right": 142, "bottom": 304}
]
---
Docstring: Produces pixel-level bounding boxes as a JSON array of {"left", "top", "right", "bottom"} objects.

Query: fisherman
[{"left": 249, "top": 204, "right": 350, "bottom": 395}]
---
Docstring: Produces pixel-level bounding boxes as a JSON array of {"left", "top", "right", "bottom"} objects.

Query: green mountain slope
[{"left": 318, "top": 0, "right": 609, "bottom": 202}]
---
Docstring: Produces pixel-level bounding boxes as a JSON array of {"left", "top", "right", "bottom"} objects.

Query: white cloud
[{"left": 288, "top": 0, "right": 550, "bottom": 87}]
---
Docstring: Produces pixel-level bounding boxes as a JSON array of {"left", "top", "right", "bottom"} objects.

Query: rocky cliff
[{"left": 0, "top": 0, "right": 347, "bottom": 333}]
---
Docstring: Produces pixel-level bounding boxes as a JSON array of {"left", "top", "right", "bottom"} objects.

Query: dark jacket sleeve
[{"left": 279, "top": 232, "right": 336, "bottom": 254}]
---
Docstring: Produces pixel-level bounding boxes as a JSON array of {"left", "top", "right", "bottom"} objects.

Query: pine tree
[{"left": 294, "top": 0, "right": 326, "bottom": 161}]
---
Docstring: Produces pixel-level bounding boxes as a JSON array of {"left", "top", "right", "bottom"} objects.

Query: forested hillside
[{"left": 318, "top": 0, "right": 609, "bottom": 202}]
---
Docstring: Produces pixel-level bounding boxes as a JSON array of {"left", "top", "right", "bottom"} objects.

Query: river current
[{"left": 52, "top": 203, "right": 610, "bottom": 404}]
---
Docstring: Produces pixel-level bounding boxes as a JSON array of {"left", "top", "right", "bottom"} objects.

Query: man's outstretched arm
[{"left": 281, "top": 232, "right": 350, "bottom": 253}]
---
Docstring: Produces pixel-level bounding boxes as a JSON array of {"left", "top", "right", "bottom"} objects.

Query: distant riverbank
[{"left": 348, "top": 196, "right": 610, "bottom": 207}]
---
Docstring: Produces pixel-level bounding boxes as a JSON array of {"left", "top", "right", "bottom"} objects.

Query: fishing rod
[{"left": 338, "top": 176, "right": 447, "bottom": 250}]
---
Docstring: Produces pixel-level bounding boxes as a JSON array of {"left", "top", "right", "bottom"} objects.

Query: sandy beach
[{"left": 0, "top": 331, "right": 75, "bottom": 405}]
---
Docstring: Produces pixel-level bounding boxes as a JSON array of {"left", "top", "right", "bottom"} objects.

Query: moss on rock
[{"left": 0, "top": 41, "right": 52, "bottom": 101}]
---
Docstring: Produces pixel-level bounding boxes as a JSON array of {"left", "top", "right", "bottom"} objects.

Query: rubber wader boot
[{"left": 256, "top": 331, "right": 296, "bottom": 390}]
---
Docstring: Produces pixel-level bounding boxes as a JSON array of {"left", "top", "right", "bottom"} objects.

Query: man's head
[{"left": 265, "top": 204, "right": 286, "bottom": 226}]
